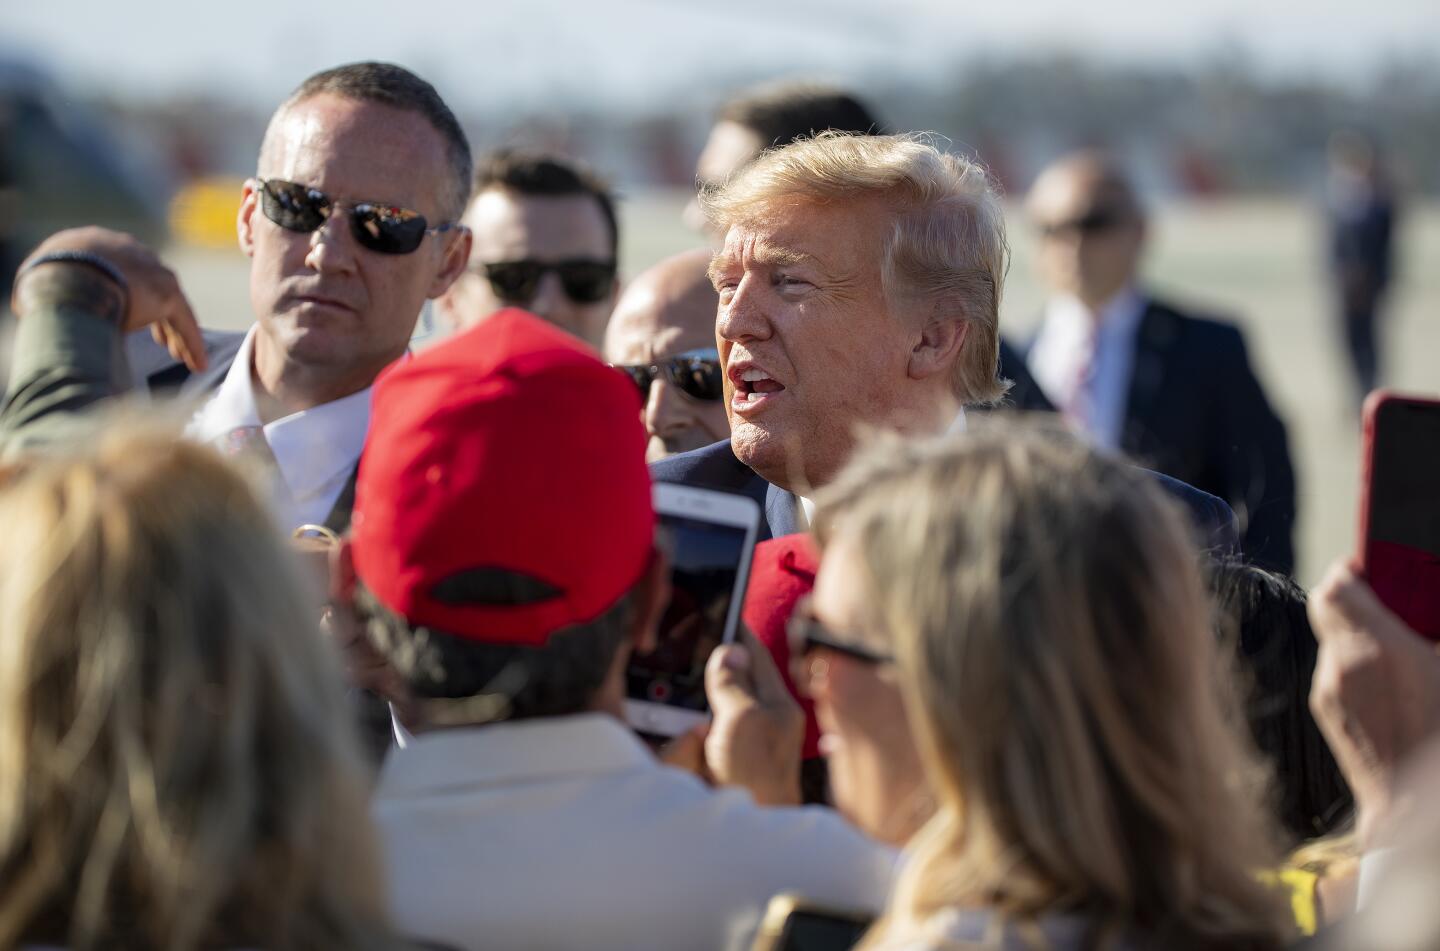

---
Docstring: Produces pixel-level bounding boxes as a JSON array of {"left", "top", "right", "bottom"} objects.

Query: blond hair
[
  {"left": 815, "top": 421, "right": 1293, "bottom": 950},
  {"left": 702, "top": 131, "right": 1009, "bottom": 406},
  {"left": 0, "top": 424, "right": 398, "bottom": 950}
]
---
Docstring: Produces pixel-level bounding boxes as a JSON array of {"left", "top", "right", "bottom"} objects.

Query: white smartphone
[{"left": 624, "top": 483, "right": 762, "bottom": 737}]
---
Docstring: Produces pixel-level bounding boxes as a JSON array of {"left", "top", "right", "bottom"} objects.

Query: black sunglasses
[
  {"left": 787, "top": 612, "right": 894, "bottom": 667},
  {"left": 256, "top": 178, "right": 459, "bottom": 255},
  {"left": 476, "top": 259, "right": 617, "bottom": 305},
  {"left": 614, "top": 349, "right": 724, "bottom": 403},
  {"left": 1039, "top": 207, "right": 1130, "bottom": 240}
]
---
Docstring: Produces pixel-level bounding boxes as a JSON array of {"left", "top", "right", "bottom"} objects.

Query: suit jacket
[
  {"left": 1024, "top": 299, "right": 1296, "bottom": 573},
  {"left": 651, "top": 438, "right": 1241, "bottom": 556},
  {"left": 993, "top": 337, "right": 1055, "bottom": 413}
]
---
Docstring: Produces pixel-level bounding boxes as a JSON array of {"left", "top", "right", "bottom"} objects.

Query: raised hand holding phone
[
  {"left": 1357, "top": 391, "right": 1440, "bottom": 640},
  {"left": 625, "top": 484, "right": 761, "bottom": 737}
]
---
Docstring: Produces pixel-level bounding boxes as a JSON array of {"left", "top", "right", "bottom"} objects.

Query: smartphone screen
[
  {"left": 775, "top": 910, "right": 872, "bottom": 951},
  {"left": 626, "top": 512, "right": 752, "bottom": 715},
  {"left": 1362, "top": 395, "right": 1440, "bottom": 639}
]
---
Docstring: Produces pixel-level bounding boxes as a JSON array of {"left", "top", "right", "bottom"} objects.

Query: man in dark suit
[
  {"left": 1, "top": 62, "right": 473, "bottom": 538},
  {"left": 1022, "top": 151, "right": 1296, "bottom": 572},
  {"left": 653, "top": 133, "right": 1239, "bottom": 554}
]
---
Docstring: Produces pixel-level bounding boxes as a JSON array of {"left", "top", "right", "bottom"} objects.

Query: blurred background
[{"left": 2, "top": 0, "right": 1437, "bottom": 583}]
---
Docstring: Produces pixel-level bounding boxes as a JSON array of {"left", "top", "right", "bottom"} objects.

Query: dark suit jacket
[
  {"left": 651, "top": 438, "right": 1241, "bottom": 556},
  {"left": 993, "top": 337, "right": 1055, "bottom": 413},
  {"left": 1022, "top": 299, "right": 1296, "bottom": 573}
]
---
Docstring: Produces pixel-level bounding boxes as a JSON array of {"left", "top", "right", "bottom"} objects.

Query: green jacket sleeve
[{"left": 0, "top": 304, "right": 131, "bottom": 459}]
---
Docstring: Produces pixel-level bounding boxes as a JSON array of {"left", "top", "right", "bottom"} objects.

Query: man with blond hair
[{"left": 653, "top": 132, "right": 1237, "bottom": 546}]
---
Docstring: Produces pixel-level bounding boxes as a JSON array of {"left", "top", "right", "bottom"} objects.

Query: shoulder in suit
[
  {"left": 1126, "top": 298, "right": 1296, "bottom": 573},
  {"left": 650, "top": 436, "right": 1238, "bottom": 557},
  {"left": 992, "top": 336, "right": 1055, "bottom": 413}
]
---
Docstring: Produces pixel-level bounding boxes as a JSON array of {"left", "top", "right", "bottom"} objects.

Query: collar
[
  {"left": 1040, "top": 287, "right": 1147, "bottom": 347},
  {"left": 374, "top": 713, "right": 657, "bottom": 800},
  {"left": 186, "top": 326, "right": 372, "bottom": 504}
]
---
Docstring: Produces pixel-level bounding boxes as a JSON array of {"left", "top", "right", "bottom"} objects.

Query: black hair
[
  {"left": 356, "top": 576, "right": 633, "bottom": 723},
  {"left": 717, "top": 81, "right": 883, "bottom": 152},
  {"left": 472, "top": 149, "right": 619, "bottom": 259},
  {"left": 1209, "top": 558, "right": 1352, "bottom": 844},
  {"left": 288, "top": 62, "right": 473, "bottom": 219}
]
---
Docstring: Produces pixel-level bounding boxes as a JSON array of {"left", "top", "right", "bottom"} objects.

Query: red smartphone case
[{"left": 1357, "top": 390, "right": 1440, "bottom": 641}]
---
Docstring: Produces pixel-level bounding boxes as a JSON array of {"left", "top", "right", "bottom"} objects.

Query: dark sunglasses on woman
[
  {"left": 614, "top": 349, "right": 724, "bottom": 403},
  {"left": 255, "top": 178, "right": 461, "bottom": 255}
]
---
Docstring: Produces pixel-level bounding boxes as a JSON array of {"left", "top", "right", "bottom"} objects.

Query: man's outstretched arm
[{"left": 2, "top": 228, "right": 205, "bottom": 457}]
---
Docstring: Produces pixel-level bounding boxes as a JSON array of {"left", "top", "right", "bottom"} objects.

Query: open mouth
[{"left": 732, "top": 367, "right": 786, "bottom": 405}]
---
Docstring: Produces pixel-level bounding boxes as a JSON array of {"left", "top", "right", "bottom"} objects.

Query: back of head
[
  {"left": 351, "top": 308, "right": 652, "bottom": 725},
  {"left": 816, "top": 421, "right": 1291, "bottom": 948},
  {"left": 703, "top": 131, "right": 1009, "bottom": 406},
  {"left": 265, "top": 61, "right": 473, "bottom": 220},
  {"left": 472, "top": 148, "right": 619, "bottom": 256},
  {"left": 1209, "top": 558, "right": 1352, "bottom": 844},
  {"left": 0, "top": 424, "right": 389, "bottom": 950},
  {"left": 719, "top": 80, "right": 882, "bottom": 149}
]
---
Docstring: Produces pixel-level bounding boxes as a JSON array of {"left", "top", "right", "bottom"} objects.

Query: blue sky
[{"left": 4, "top": 0, "right": 1438, "bottom": 111}]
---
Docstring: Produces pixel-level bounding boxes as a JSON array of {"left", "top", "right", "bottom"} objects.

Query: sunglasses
[
  {"left": 1039, "top": 208, "right": 1130, "bottom": 240},
  {"left": 614, "top": 349, "right": 724, "bottom": 403},
  {"left": 256, "top": 178, "right": 459, "bottom": 255},
  {"left": 787, "top": 611, "right": 894, "bottom": 667},
  {"left": 476, "top": 259, "right": 617, "bottom": 305}
]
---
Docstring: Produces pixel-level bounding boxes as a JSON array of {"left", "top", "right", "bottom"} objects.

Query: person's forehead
[
  {"left": 465, "top": 188, "right": 613, "bottom": 263},
  {"left": 812, "top": 530, "right": 872, "bottom": 626},
  {"left": 263, "top": 94, "right": 450, "bottom": 215},
  {"left": 696, "top": 120, "right": 765, "bottom": 187},
  {"left": 715, "top": 197, "right": 890, "bottom": 271},
  {"left": 1029, "top": 165, "right": 1126, "bottom": 221},
  {"left": 606, "top": 281, "right": 717, "bottom": 363}
]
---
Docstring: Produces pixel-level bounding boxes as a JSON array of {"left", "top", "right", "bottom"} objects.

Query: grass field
[{"left": 165, "top": 193, "right": 1440, "bottom": 586}]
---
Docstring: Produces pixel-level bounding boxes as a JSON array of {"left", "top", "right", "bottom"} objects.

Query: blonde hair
[
  {"left": 702, "top": 131, "right": 1009, "bottom": 405},
  {"left": 815, "top": 421, "right": 1293, "bottom": 950},
  {"left": 0, "top": 424, "right": 398, "bottom": 950}
]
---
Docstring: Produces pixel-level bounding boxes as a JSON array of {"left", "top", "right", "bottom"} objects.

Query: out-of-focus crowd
[{"left": 0, "top": 62, "right": 1428, "bottom": 951}]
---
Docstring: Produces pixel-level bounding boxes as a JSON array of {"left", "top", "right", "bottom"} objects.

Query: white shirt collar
[
  {"left": 1028, "top": 287, "right": 1147, "bottom": 450},
  {"left": 1037, "top": 286, "right": 1146, "bottom": 353},
  {"left": 377, "top": 714, "right": 656, "bottom": 800},
  {"left": 186, "top": 326, "right": 372, "bottom": 526}
]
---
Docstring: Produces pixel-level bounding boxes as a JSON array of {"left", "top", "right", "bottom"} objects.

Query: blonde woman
[
  {"left": 799, "top": 422, "right": 1295, "bottom": 950},
  {"left": 0, "top": 426, "right": 403, "bottom": 950}
]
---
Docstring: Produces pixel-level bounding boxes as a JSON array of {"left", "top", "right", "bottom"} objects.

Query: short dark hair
[
  {"left": 472, "top": 149, "right": 619, "bottom": 259},
  {"left": 718, "top": 81, "right": 882, "bottom": 152},
  {"left": 280, "top": 61, "right": 473, "bottom": 220},
  {"left": 1208, "top": 558, "right": 1352, "bottom": 844},
  {"left": 357, "top": 579, "right": 633, "bottom": 723}
]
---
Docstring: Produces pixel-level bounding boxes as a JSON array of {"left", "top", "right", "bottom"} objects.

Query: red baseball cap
[
  {"left": 350, "top": 308, "right": 654, "bottom": 647},
  {"left": 742, "top": 534, "right": 823, "bottom": 759}
]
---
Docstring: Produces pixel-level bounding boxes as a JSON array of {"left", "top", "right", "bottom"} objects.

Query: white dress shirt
[
  {"left": 186, "top": 326, "right": 371, "bottom": 530},
  {"left": 1028, "top": 288, "right": 1146, "bottom": 450},
  {"left": 373, "top": 714, "right": 898, "bottom": 951}
]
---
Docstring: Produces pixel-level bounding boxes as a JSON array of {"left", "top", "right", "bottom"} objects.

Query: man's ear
[
  {"left": 237, "top": 180, "right": 260, "bottom": 258},
  {"left": 629, "top": 545, "right": 671, "bottom": 655},
  {"left": 427, "top": 226, "right": 473, "bottom": 300},
  {"left": 908, "top": 310, "right": 969, "bottom": 382}
]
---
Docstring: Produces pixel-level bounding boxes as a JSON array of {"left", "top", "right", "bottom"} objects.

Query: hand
[
  {"left": 15, "top": 227, "right": 207, "bottom": 371},
  {"left": 701, "top": 626, "right": 805, "bottom": 806},
  {"left": 1308, "top": 561, "right": 1440, "bottom": 849},
  {"left": 321, "top": 600, "right": 409, "bottom": 704}
]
